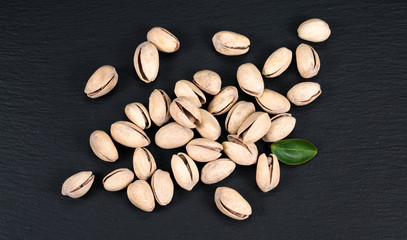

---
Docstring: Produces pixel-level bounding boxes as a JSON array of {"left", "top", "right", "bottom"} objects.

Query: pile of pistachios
[{"left": 63, "top": 18, "right": 330, "bottom": 220}]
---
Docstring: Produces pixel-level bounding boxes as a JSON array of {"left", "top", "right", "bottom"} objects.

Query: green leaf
[{"left": 271, "top": 139, "right": 317, "bottom": 165}]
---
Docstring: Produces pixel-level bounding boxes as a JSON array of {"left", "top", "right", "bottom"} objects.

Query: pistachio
[
  {"left": 256, "top": 153, "right": 280, "bottom": 192},
  {"left": 127, "top": 180, "right": 155, "bottom": 212},
  {"left": 169, "top": 97, "right": 202, "bottom": 128},
  {"left": 174, "top": 80, "right": 206, "bottom": 107},
  {"left": 296, "top": 43, "right": 320, "bottom": 78},
  {"left": 133, "top": 147, "right": 157, "bottom": 180},
  {"left": 147, "top": 27, "right": 180, "bottom": 53},
  {"left": 262, "top": 113, "right": 296, "bottom": 142},
  {"left": 287, "top": 82, "right": 321, "bottom": 106},
  {"left": 61, "top": 171, "right": 95, "bottom": 198},
  {"left": 222, "top": 135, "right": 258, "bottom": 166},
  {"left": 201, "top": 159, "right": 236, "bottom": 184},
  {"left": 208, "top": 86, "right": 238, "bottom": 115},
  {"left": 155, "top": 122, "right": 194, "bottom": 149},
  {"left": 103, "top": 168, "right": 134, "bottom": 192},
  {"left": 151, "top": 169, "right": 174, "bottom": 206},
  {"left": 195, "top": 109, "right": 221, "bottom": 140},
  {"left": 110, "top": 121, "right": 150, "bottom": 148},
  {"left": 237, "top": 112, "right": 271, "bottom": 143},
  {"left": 171, "top": 153, "right": 199, "bottom": 191},
  {"left": 193, "top": 70, "right": 222, "bottom": 95},
  {"left": 214, "top": 187, "right": 252, "bottom": 220},
  {"left": 262, "top": 47, "right": 292, "bottom": 78},
  {"left": 84, "top": 65, "right": 118, "bottom": 98},
  {"left": 212, "top": 31, "right": 250, "bottom": 56},
  {"left": 134, "top": 41, "right": 159, "bottom": 83},
  {"left": 256, "top": 89, "right": 291, "bottom": 114},
  {"left": 297, "top": 18, "right": 331, "bottom": 42},
  {"left": 225, "top": 101, "right": 255, "bottom": 134},
  {"left": 89, "top": 130, "right": 118, "bottom": 162},
  {"left": 186, "top": 138, "right": 223, "bottom": 162},
  {"left": 125, "top": 102, "right": 151, "bottom": 129},
  {"left": 149, "top": 89, "right": 171, "bottom": 126},
  {"left": 236, "top": 63, "right": 264, "bottom": 97}
]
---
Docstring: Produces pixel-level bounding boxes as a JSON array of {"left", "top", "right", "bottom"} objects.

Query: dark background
[{"left": 1, "top": 0, "right": 406, "bottom": 239}]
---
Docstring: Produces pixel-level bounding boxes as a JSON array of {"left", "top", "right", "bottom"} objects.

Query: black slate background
[{"left": 1, "top": 0, "right": 406, "bottom": 239}]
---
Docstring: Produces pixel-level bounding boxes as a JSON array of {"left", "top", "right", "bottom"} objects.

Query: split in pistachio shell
[
  {"left": 214, "top": 187, "right": 252, "bottom": 220},
  {"left": 212, "top": 31, "right": 250, "bottom": 56},
  {"left": 110, "top": 121, "right": 150, "bottom": 148},
  {"left": 225, "top": 101, "right": 256, "bottom": 134},
  {"left": 201, "top": 158, "right": 236, "bottom": 184},
  {"left": 149, "top": 89, "right": 171, "bottom": 127},
  {"left": 103, "top": 168, "right": 134, "bottom": 192},
  {"left": 151, "top": 169, "right": 174, "bottom": 206},
  {"left": 297, "top": 18, "right": 331, "bottom": 42},
  {"left": 61, "top": 171, "right": 95, "bottom": 199},
  {"left": 237, "top": 112, "right": 271, "bottom": 143},
  {"left": 133, "top": 147, "right": 157, "bottom": 180},
  {"left": 193, "top": 70, "right": 222, "bottom": 95},
  {"left": 236, "top": 63, "right": 264, "bottom": 97},
  {"left": 89, "top": 130, "right": 118, "bottom": 162},
  {"left": 147, "top": 27, "right": 180, "bottom": 53},
  {"left": 256, "top": 89, "right": 291, "bottom": 114},
  {"left": 186, "top": 138, "right": 223, "bottom": 162},
  {"left": 222, "top": 135, "right": 258, "bottom": 166},
  {"left": 287, "top": 82, "right": 322, "bottom": 106},
  {"left": 155, "top": 122, "right": 194, "bottom": 149},
  {"left": 262, "top": 113, "right": 296, "bottom": 142},
  {"left": 208, "top": 86, "right": 238, "bottom": 115},
  {"left": 169, "top": 97, "right": 202, "bottom": 128},
  {"left": 127, "top": 180, "right": 155, "bottom": 212},
  {"left": 84, "top": 65, "right": 118, "bottom": 98},
  {"left": 296, "top": 43, "right": 320, "bottom": 78},
  {"left": 262, "top": 47, "right": 292, "bottom": 78},
  {"left": 171, "top": 153, "right": 199, "bottom": 191},
  {"left": 256, "top": 153, "right": 280, "bottom": 192},
  {"left": 195, "top": 109, "right": 221, "bottom": 140},
  {"left": 174, "top": 80, "right": 206, "bottom": 107},
  {"left": 134, "top": 41, "right": 159, "bottom": 83},
  {"left": 125, "top": 102, "right": 151, "bottom": 130}
]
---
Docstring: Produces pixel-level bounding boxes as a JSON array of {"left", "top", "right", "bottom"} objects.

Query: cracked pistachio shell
[
  {"left": 287, "top": 82, "right": 322, "bottom": 106},
  {"left": 149, "top": 89, "right": 171, "bottom": 127},
  {"left": 186, "top": 138, "right": 223, "bottom": 162},
  {"left": 237, "top": 63, "right": 264, "bottom": 97},
  {"left": 84, "top": 65, "right": 118, "bottom": 98},
  {"left": 225, "top": 101, "right": 255, "bottom": 134},
  {"left": 61, "top": 171, "right": 94, "bottom": 199},
  {"left": 127, "top": 180, "right": 155, "bottom": 212},
  {"left": 155, "top": 122, "right": 194, "bottom": 149},
  {"left": 103, "top": 168, "right": 134, "bottom": 192},
  {"left": 133, "top": 147, "right": 157, "bottom": 180},
  {"left": 262, "top": 113, "right": 296, "bottom": 142},
  {"left": 297, "top": 18, "right": 331, "bottom": 42},
  {"left": 256, "top": 89, "right": 291, "bottom": 114},
  {"left": 237, "top": 112, "right": 271, "bottom": 143},
  {"left": 214, "top": 187, "right": 252, "bottom": 220},
  {"left": 212, "top": 31, "right": 250, "bottom": 56},
  {"left": 208, "top": 86, "right": 238, "bottom": 115},
  {"left": 256, "top": 153, "right": 280, "bottom": 192},
  {"left": 134, "top": 41, "right": 159, "bottom": 83},
  {"left": 222, "top": 135, "right": 258, "bottom": 166},
  {"left": 193, "top": 70, "right": 222, "bottom": 95},
  {"left": 147, "top": 27, "right": 180, "bottom": 53},
  {"left": 151, "top": 170, "right": 174, "bottom": 206},
  {"left": 89, "top": 130, "right": 118, "bottom": 162},
  {"left": 125, "top": 102, "right": 151, "bottom": 130},
  {"left": 201, "top": 158, "right": 236, "bottom": 184},
  {"left": 171, "top": 153, "right": 199, "bottom": 191},
  {"left": 296, "top": 43, "right": 320, "bottom": 78},
  {"left": 110, "top": 121, "right": 150, "bottom": 148},
  {"left": 195, "top": 109, "right": 221, "bottom": 140},
  {"left": 174, "top": 80, "right": 206, "bottom": 107},
  {"left": 262, "top": 47, "right": 292, "bottom": 78},
  {"left": 169, "top": 97, "right": 202, "bottom": 128}
]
